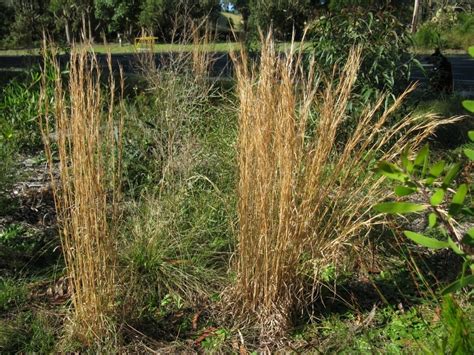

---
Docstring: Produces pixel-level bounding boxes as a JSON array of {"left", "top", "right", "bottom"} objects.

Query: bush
[
  {"left": 413, "top": 11, "right": 474, "bottom": 50},
  {"left": 0, "top": 70, "right": 45, "bottom": 152},
  {"left": 413, "top": 22, "right": 445, "bottom": 49},
  {"left": 309, "top": 8, "right": 413, "bottom": 114}
]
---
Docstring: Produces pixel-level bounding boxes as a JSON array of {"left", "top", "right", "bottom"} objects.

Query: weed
[
  {"left": 0, "top": 278, "right": 27, "bottom": 312},
  {"left": 0, "top": 310, "right": 58, "bottom": 353}
]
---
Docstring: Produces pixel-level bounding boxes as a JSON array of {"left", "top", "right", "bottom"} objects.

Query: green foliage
[
  {"left": 463, "top": 100, "right": 474, "bottom": 113},
  {"left": 469, "top": 46, "right": 474, "bottom": 57},
  {"left": 4, "top": 0, "right": 52, "bottom": 48},
  {"left": 0, "top": 70, "right": 44, "bottom": 151},
  {"left": 138, "top": 0, "right": 221, "bottom": 40},
  {"left": 0, "top": 2, "right": 14, "bottom": 47},
  {"left": 430, "top": 295, "right": 474, "bottom": 354},
  {"left": 0, "top": 278, "right": 27, "bottom": 312},
  {"left": 0, "top": 70, "right": 46, "bottom": 190},
  {"left": 374, "top": 202, "right": 426, "bottom": 214},
  {"left": 414, "top": 12, "right": 474, "bottom": 50},
  {"left": 309, "top": 8, "right": 413, "bottom": 109},
  {"left": 374, "top": 134, "right": 474, "bottom": 295},
  {"left": 328, "top": 0, "right": 409, "bottom": 12},
  {"left": 95, "top": 0, "right": 142, "bottom": 37},
  {"left": 413, "top": 21, "right": 444, "bottom": 49},
  {"left": 201, "top": 328, "right": 229, "bottom": 351},
  {"left": 0, "top": 311, "right": 57, "bottom": 353},
  {"left": 247, "top": 0, "right": 312, "bottom": 40}
]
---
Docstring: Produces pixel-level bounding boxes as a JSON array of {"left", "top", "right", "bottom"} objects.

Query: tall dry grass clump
[
  {"left": 39, "top": 43, "right": 123, "bottom": 345},
  {"left": 229, "top": 33, "right": 460, "bottom": 343}
]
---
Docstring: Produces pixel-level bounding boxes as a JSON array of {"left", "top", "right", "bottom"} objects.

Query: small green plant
[
  {"left": 0, "top": 278, "right": 27, "bottom": 312},
  {"left": 0, "top": 311, "right": 57, "bottom": 353},
  {"left": 374, "top": 132, "right": 474, "bottom": 294},
  {"left": 200, "top": 328, "right": 229, "bottom": 351},
  {"left": 428, "top": 295, "right": 474, "bottom": 354}
]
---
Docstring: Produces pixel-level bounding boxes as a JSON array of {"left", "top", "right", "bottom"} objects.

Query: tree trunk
[
  {"left": 65, "top": 20, "right": 71, "bottom": 44},
  {"left": 411, "top": 0, "right": 420, "bottom": 33},
  {"left": 87, "top": 8, "right": 93, "bottom": 43}
]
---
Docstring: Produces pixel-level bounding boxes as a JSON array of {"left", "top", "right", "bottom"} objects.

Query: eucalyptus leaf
[
  {"left": 462, "top": 230, "right": 474, "bottom": 247},
  {"left": 428, "top": 213, "right": 437, "bottom": 228},
  {"left": 442, "top": 275, "right": 474, "bottom": 294},
  {"left": 394, "top": 185, "right": 416, "bottom": 197},
  {"left": 469, "top": 46, "right": 474, "bottom": 58},
  {"left": 452, "top": 184, "right": 468, "bottom": 205},
  {"left": 377, "top": 161, "right": 407, "bottom": 182},
  {"left": 414, "top": 144, "right": 429, "bottom": 167},
  {"left": 468, "top": 131, "right": 474, "bottom": 142},
  {"left": 401, "top": 147, "right": 413, "bottom": 173},
  {"left": 442, "top": 163, "right": 461, "bottom": 188},
  {"left": 374, "top": 202, "right": 427, "bottom": 214},
  {"left": 404, "top": 231, "right": 448, "bottom": 249},
  {"left": 448, "top": 238, "right": 463, "bottom": 255},
  {"left": 467, "top": 228, "right": 474, "bottom": 239},
  {"left": 430, "top": 188, "right": 445, "bottom": 206},
  {"left": 428, "top": 160, "right": 445, "bottom": 179},
  {"left": 462, "top": 100, "right": 474, "bottom": 113},
  {"left": 464, "top": 148, "right": 474, "bottom": 161}
]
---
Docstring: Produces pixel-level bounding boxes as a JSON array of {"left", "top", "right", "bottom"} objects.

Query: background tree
[
  {"left": 94, "top": 0, "right": 142, "bottom": 40},
  {"left": 49, "top": 0, "right": 76, "bottom": 44},
  {"left": 247, "top": 0, "right": 313, "bottom": 40},
  {"left": 7, "top": 0, "right": 51, "bottom": 47},
  {"left": 139, "top": 0, "right": 221, "bottom": 41},
  {"left": 0, "top": 2, "right": 14, "bottom": 46}
]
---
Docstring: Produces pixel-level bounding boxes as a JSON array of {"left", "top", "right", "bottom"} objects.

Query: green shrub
[
  {"left": 413, "top": 12, "right": 474, "bottom": 50},
  {"left": 413, "top": 22, "right": 445, "bottom": 49},
  {"left": 429, "top": 295, "right": 474, "bottom": 353},
  {"left": 446, "top": 13, "right": 474, "bottom": 50},
  {"left": 0, "top": 278, "right": 27, "bottom": 312},
  {"left": 309, "top": 8, "right": 413, "bottom": 114},
  {"left": 374, "top": 133, "right": 474, "bottom": 295},
  {"left": 0, "top": 311, "right": 57, "bottom": 353},
  {"left": 0, "top": 70, "right": 44, "bottom": 152}
]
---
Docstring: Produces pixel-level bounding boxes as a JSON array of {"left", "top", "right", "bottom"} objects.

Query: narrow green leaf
[
  {"left": 428, "top": 213, "right": 437, "bottom": 228},
  {"left": 461, "top": 207, "right": 474, "bottom": 217},
  {"left": 452, "top": 184, "right": 468, "bottom": 205},
  {"left": 414, "top": 144, "right": 429, "bottom": 167},
  {"left": 428, "top": 160, "right": 445, "bottom": 178},
  {"left": 442, "top": 275, "right": 474, "bottom": 294},
  {"left": 449, "top": 184, "right": 468, "bottom": 216},
  {"left": 442, "top": 163, "right": 461, "bottom": 188},
  {"left": 464, "top": 148, "right": 474, "bottom": 161},
  {"left": 404, "top": 231, "right": 449, "bottom": 249},
  {"left": 448, "top": 238, "right": 463, "bottom": 255},
  {"left": 374, "top": 202, "right": 427, "bottom": 214},
  {"left": 430, "top": 188, "right": 445, "bottom": 206},
  {"left": 394, "top": 185, "right": 416, "bottom": 197},
  {"left": 462, "top": 100, "right": 474, "bottom": 113},
  {"left": 467, "top": 227, "right": 474, "bottom": 239},
  {"left": 468, "top": 131, "right": 474, "bottom": 142},
  {"left": 401, "top": 147, "right": 413, "bottom": 173},
  {"left": 462, "top": 229, "right": 474, "bottom": 247},
  {"left": 377, "top": 161, "right": 407, "bottom": 182}
]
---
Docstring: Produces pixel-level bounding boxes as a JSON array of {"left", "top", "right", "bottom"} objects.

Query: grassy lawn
[{"left": 0, "top": 42, "right": 243, "bottom": 56}]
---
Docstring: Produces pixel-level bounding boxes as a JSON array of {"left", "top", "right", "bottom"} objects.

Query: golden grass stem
[
  {"left": 39, "top": 42, "right": 123, "bottom": 345},
  {"left": 229, "top": 32, "right": 461, "bottom": 343}
]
